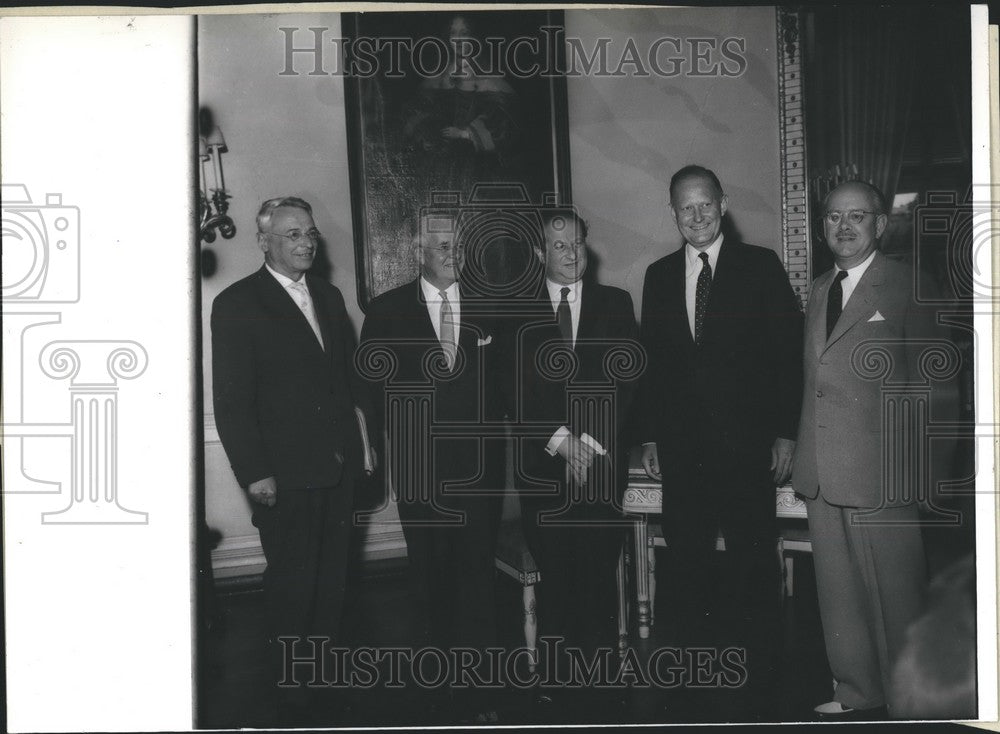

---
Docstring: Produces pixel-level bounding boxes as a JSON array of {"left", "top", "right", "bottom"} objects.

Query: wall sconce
[{"left": 199, "top": 115, "right": 235, "bottom": 244}]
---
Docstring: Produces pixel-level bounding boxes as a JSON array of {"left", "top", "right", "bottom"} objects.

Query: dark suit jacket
[
  {"left": 639, "top": 240, "right": 803, "bottom": 477},
  {"left": 359, "top": 279, "right": 505, "bottom": 505},
  {"left": 211, "top": 266, "right": 369, "bottom": 491},
  {"left": 513, "top": 279, "right": 641, "bottom": 514}
]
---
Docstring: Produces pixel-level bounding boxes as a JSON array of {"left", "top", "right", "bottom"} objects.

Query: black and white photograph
[{"left": 0, "top": 2, "right": 996, "bottom": 732}]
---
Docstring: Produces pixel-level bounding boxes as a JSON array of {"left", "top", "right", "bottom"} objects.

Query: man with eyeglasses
[
  {"left": 637, "top": 165, "right": 803, "bottom": 718},
  {"left": 212, "top": 196, "right": 374, "bottom": 723},
  {"left": 792, "top": 181, "right": 958, "bottom": 719},
  {"left": 511, "top": 208, "right": 639, "bottom": 703},
  {"left": 359, "top": 214, "right": 506, "bottom": 723}
]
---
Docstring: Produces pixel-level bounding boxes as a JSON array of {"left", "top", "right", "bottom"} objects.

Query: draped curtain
[{"left": 802, "top": 6, "right": 919, "bottom": 274}]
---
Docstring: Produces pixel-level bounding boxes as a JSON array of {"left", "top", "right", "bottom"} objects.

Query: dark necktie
[
  {"left": 440, "top": 290, "right": 456, "bottom": 370},
  {"left": 557, "top": 286, "right": 572, "bottom": 344},
  {"left": 694, "top": 252, "right": 712, "bottom": 345},
  {"left": 826, "top": 270, "right": 849, "bottom": 340}
]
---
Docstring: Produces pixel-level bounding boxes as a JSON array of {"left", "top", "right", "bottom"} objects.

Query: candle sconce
[{"left": 199, "top": 108, "right": 235, "bottom": 244}]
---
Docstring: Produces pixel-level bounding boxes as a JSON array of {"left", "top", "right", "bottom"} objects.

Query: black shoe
[{"left": 814, "top": 701, "right": 888, "bottom": 721}]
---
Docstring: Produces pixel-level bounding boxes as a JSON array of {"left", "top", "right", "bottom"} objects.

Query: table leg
[
  {"left": 635, "top": 517, "right": 651, "bottom": 639},
  {"left": 523, "top": 584, "right": 537, "bottom": 673}
]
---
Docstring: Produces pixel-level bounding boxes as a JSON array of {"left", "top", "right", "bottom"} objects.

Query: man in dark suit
[
  {"left": 793, "top": 181, "right": 958, "bottom": 718},
  {"left": 359, "top": 214, "right": 505, "bottom": 716},
  {"left": 212, "top": 197, "right": 373, "bottom": 714},
  {"left": 513, "top": 208, "right": 640, "bottom": 673},
  {"left": 638, "top": 165, "right": 803, "bottom": 704}
]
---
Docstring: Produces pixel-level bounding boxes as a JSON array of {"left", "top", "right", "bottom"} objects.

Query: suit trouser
[
  {"left": 658, "top": 454, "right": 780, "bottom": 686},
  {"left": 251, "top": 482, "right": 355, "bottom": 686},
  {"left": 522, "top": 500, "right": 624, "bottom": 662},
  {"left": 806, "top": 494, "right": 927, "bottom": 711},
  {"left": 397, "top": 490, "right": 502, "bottom": 652}
]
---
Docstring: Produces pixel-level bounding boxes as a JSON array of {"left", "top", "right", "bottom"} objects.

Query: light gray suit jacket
[{"left": 792, "top": 252, "right": 958, "bottom": 508}]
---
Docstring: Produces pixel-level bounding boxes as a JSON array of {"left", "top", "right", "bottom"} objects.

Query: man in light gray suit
[{"left": 793, "top": 181, "right": 959, "bottom": 719}]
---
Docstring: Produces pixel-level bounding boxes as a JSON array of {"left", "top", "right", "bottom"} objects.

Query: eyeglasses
[
  {"left": 262, "top": 228, "right": 322, "bottom": 244},
  {"left": 823, "top": 210, "right": 875, "bottom": 226}
]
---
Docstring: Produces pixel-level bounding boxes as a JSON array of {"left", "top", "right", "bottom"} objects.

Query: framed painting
[{"left": 343, "top": 10, "right": 572, "bottom": 309}]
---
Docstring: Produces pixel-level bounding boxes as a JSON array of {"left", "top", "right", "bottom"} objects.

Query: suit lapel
[
  {"left": 575, "top": 280, "right": 596, "bottom": 348},
  {"left": 808, "top": 271, "right": 832, "bottom": 357},
  {"left": 413, "top": 279, "right": 440, "bottom": 343},
  {"left": 667, "top": 252, "right": 694, "bottom": 347},
  {"left": 308, "top": 275, "right": 334, "bottom": 356},
  {"left": 823, "top": 253, "right": 885, "bottom": 351},
  {"left": 257, "top": 267, "right": 326, "bottom": 357}
]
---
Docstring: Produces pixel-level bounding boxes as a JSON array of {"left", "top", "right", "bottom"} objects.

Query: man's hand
[
  {"left": 770, "top": 437, "right": 795, "bottom": 485},
  {"left": 641, "top": 443, "right": 661, "bottom": 481},
  {"left": 248, "top": 476, "right": 277, "bottom": 507},
  {"left": 441, "top": 126, "right": 470, "bottom": 141},
  {"left": 556, "top": 434, "right": 597, "bottom": 485}
]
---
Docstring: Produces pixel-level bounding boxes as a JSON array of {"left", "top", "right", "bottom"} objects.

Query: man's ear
[
  {"left": 533, "top": 246, "right": 545, "bottom": 266},
  {"left": 668, "top": 203, "right": 678, "bottom": 223},
  {"left": 719, "top": 194, "right": 729, "bottom": 217},
  {"left": 257, "top": 232, "right": 269, "bottom": 255},
  {"left": 875, "top": 213, "right": 888, "bottom": 239}
]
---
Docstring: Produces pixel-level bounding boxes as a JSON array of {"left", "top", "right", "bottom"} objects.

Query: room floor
[{"left": 197, "top": 549, "right": 856, "bottom": 728}]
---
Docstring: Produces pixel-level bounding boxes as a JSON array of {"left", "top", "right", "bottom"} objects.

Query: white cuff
[
  {"left": 545, "top": 426, "right": 572, "bottom": 456},
  {"left": 580, "top": 432, "right": 607, "bottom": 456}
]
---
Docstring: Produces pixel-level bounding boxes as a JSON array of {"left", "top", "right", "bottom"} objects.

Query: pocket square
[
  {"left": 477, "top": 335, "right": 492, "bottom": 346},
  {"left": 868, "top": 311, "right": 886, "bottom": 322}
]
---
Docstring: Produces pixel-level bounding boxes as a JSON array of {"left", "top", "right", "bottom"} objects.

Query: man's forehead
[
  {"left": 271, "top": 206, "right": 314, "bottom": 227},
  {"left": 672, "top": 176, "right": 719, "bottom": 201},
  {"left": 826, "top": 185, "right": 874, "bottom": 210},
  {"left": 421, "top": 229, "right": 452, "bottom": 247},
  {"left": 543, "top": 218, "right": 580, "bottom": 239}
]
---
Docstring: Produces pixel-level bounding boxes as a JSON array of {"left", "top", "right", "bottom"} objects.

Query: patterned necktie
[
  {"left": 694, "top": 252, "right": 712, "bottom": 345},
  {"left": 439, "top": 290, "right": 456, "bottom": 370},
  {"left": 557, "top": 286, "right": 573, "bottom": 344},
  {"left": 288, "top": 279, "right": 324, "bottom": 348},
  {"left": 826, "top": 270, "right": 849, "bottom": 340}
]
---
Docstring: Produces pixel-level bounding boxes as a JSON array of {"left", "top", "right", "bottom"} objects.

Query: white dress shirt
[
  {"left": 685, "top": 233, "right": 723, "bottom": 340},
  {"left": 833, "top": 249, "right": 877, "bottom": 307},
  {"left": 266, "top": 264, "right": 324, "bottom": 348},
  {"left": 541, "top": 278, "right": 606, "bottom": 459},
  {"left": 420, "top": 277, "right": 461, "bottom": 343},
  {"left": 545, "top": 278, "right": 582, "bottom": 345}
]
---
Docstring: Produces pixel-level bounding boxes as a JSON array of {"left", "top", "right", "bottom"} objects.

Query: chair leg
[
  {"left": 616, "top": 544, "right": 628, "bottom": 657},
  {"left": 523, "top": 584, "right": 537, "bottom": 673},
  {"left": 647, "top": 537, "right": 657, "bottom": 629}
]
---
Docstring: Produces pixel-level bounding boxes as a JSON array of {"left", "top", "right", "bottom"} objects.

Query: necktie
[
  {"left": 694, "top": 252, "right": 712, "bottom": 345},
  {"left": 288, "top": 279, "right": 324, "bottom": 348},
  {"left": 557, "top": 286, "right": 573, "bottom": 344},
  {"left": 826, "top": 270, "right": 849, "bottom": 340},
  {"left": 439, "top": 290, "right": 456, "bottom": 370}
]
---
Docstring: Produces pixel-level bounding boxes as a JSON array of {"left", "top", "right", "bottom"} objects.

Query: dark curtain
[{"left": 803, "top": 6, "right": 919, "bottom": 276}]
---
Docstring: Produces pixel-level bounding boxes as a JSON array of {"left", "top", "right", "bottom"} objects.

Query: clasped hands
[{"left": 556, "top": 433, "right": 602, "bottom": 485}]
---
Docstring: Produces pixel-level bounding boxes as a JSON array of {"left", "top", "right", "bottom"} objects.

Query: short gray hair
[{"left": 256, "top": 197, "right": 313, "bottom": 232}]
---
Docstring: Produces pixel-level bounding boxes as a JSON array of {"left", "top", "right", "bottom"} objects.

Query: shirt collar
[
  {"left": 546, "top": 278, "right": 581, "bottom": 305},
  {"left": 685, "top": 234, "right": 724, "bottom": 272},
  {"left": 266, "top": 263, "right": 306, "bottom": 290},
  {"left": 420, "top": 276, "right": 460, "bottom": 302},
  {"left": 835, "top": 249, "right": 877, "bottom": 279}
]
